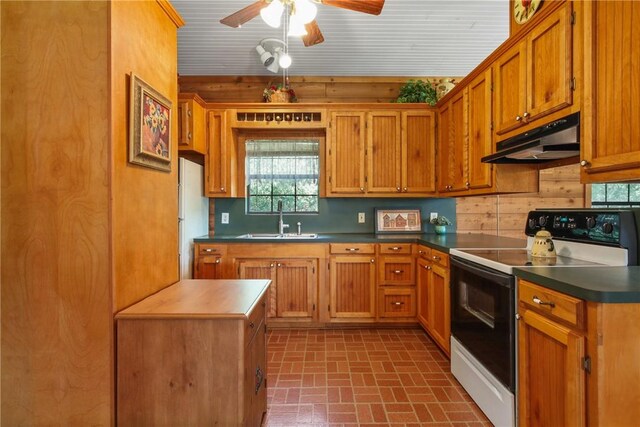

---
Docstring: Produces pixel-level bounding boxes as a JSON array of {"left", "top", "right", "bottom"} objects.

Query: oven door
[{"left": 450, "top": 256, "right": 515, "bottom": 392}]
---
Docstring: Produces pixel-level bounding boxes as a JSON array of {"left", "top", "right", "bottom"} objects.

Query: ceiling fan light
[
  {"left": 266, "top": 51, "right": 281, "bottom": 73},
  {"left": 288, "top": 13, "right": 308, "bottom": 37},
  {"left": 278, "top": 52, "right": 292, "bottom": 68},
  {"left": 255, "top": 45, "right": 275, "bottom": 66},
  {"left": 260, "top": 0, "right": 284, "bottom": 28},
  {"left": 294, "top": 0, "right": 317, "bottom": 24}
]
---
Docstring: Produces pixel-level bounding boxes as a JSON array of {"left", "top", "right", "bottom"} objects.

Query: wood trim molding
[{"left": 156, "top": 0, "right": 185, "bottom": 28}]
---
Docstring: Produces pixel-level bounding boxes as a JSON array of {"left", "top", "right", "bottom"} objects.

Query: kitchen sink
[{"left": 236, "top": 233, "right": 318, "bottom": 239}]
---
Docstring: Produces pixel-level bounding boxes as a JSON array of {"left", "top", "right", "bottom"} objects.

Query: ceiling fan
[{"left": 220, "top": 0, "right": 385, "bottom": 47}]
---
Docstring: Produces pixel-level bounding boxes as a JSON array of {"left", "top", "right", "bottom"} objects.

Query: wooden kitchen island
[{"left": 116, "top": 279, "right": 270, "bottom": 427}]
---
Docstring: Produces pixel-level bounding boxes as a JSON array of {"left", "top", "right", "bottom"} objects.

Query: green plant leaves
[{"left": 396, "top": 79, "right": 438, "bottom": 105}]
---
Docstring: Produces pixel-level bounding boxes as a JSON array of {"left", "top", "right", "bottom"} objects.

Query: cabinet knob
[
  {"left": 187, "top": 110, "right": 192, "bottom": 117},
  {"left": 392, "top": 270, "right": 404, "bottom": 274},
  {"left": 220, "top": 187, "right": 225, "bottom": 192},
  {"left": 392, "top": 301, "right": 404, "bottom": 306},
  {"left": 360, "top": 187, "right": 365, "bottom": 192},
  {"left": 346, "top": 248, "right": 360, "bottom": 252},
  {"left": 580, "top": 160, "right": 590, "bottom": 168},
  {"left": 270, "top": 263, "right": 274, "bottom": 268},
  {"left": 277, "top": 263, "right": 282, "bottom": 267},
  {"left": 205, "top": 248, "right": 213, "bottom": 252},
  {"left": 515, "top": 313, "right": 522, "bottom": 320},
  {"left": 396, "top": 187, "right": 401, "bottom": 192},
  {"left": 516, "top": 115, "right": 522, "bottom": 122},
  {"left": 215, "top": 259, "right": 220, "bottom": 264},
  {"left": 403, "top": 187, "right": 408, "bottom": 192},
  {"left": 432, "top": 255, "right": 441, "bottom": 261},
  {"left": 390, "top": 246, "right": 401, "bottom": 251},
  {"left": 418, "top": 250, "right": 424, "bottom": 254},
  {"left": 523, "top": 112, "right": 530, "bottom": 118},
  {"left": 187, "top": 132, "right": 192, "bottom": 140},
  {"left": 465, "top": 181, "right": 470, "bottom": 189},
  {"left": 370, "top": 259, "right": 375, "bottom": 263}
]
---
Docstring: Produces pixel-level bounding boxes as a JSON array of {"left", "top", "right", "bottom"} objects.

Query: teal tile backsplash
[{"left": 213, "top": 198, "right": 456, "bottom": 235}]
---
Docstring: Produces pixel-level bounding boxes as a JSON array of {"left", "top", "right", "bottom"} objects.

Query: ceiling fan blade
[
  {"left": 320, "top": 0, "right": 385, "bottom": 15},
  {"left": 303, "top": 20, "right": 325, "bottom": 47},
  {"left": 220, "top": 1, "right": 267, "bottom": 28}
]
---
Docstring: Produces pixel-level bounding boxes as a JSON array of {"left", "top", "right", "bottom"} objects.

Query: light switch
[
  {"left": 221, "top": 212, "right": 229, "bottom": 224},
  {"left": 358, "top": 212, "right": 365, "bottom": 223}
]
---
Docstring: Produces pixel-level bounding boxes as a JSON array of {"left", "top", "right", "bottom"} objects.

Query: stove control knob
[
  {"left": 538, "top": 215, "right": 548, "bottom": 227},
  {"left": 603, "top": 222, "right": 614, "bottom": 234},
  {"left": 528, "top": 218, "right": 536, "bottom": 229},
  {"left": 586, "top": 217, "right": 596, "bottom": 229}
]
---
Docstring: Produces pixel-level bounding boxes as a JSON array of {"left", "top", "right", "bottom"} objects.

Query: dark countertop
[
  {"left": 514, "top": 266, "right": 640, "bottom": 303},
  {"left": 194, "top": 232, "right": 528, "bottom": 252}
]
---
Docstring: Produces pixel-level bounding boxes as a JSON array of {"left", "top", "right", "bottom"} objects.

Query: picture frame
[
  {"left": 129, "top": 73, "right": 172, "bottom": 172},
  {"left": 374, "top": 208, "right": 423, "bottom": 234}
]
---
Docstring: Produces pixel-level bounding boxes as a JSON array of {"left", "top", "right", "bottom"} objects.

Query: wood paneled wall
[
  {"left": 179, "top": 76, "right": 461, "bottom": 103},
  {"left": 1, "top": 2, "right": 112, "bottom": 423},
  {"left": 456, "top": 165, "right": 586, "bottom": 239},
  {"left": 111, "top": 1, "right": 181, "bottom": 312},
  {"left": 1, "top": 1, "right": 182, "bottom": 424}
]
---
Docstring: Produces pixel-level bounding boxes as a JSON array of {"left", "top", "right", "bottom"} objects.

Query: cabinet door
[
  {"left": 437, "top": 101, "right": 452, "bottom": 192},
  {"left": 206, "top": 110, "right": 229, "bottom": 196},
  {"left": 416, "top": 258, "right": 431, "bottom": 330},
  {"left": 178, "top": 100, "right": 192, "bottom": 148},
  {"left": 581, "top": 1, "right": 640, "bottom": 181},
  {"left": 518, "top": 308, "right": 585, "bottom": 427},
  {"left": 245, "top": 317, "right": 267, "bottom": 427},
  {"left": 467, "top": 68, "right": 493, "bottom": 190},
  {"left": 526, "top": 3, "right": 573, "bottom": 122},
  {"left": 328, "top": 111, "right": 366, "bottom": 194},
  {"left": 329, "top": 256, "right": 376, "bottom": 319},
  {"left": 402, "top": 111, "right": 436, "bottom": 194},
  {"left": 428, "top": 263, "right": 450, "bottom": 355},
  {"left": 195, "top": 255, "right": 222, "bottom": 279},
  {"left": 378, "top": 287, "right": 416, "bottom": 318},
  {"left": 275, "top": 259, "right": 316, "bottom": 318},
  {"left": 494, "top": 42, "right": 527, "bottom": 135},
  {"left": 367, "top": 111, "right": 402, "bottom": 193},
  {"left": 238, "top": 260, "right": 277, "bottom": 318},
  {"left": 448, "top": 90, "right": 468, "bottom": 192}
]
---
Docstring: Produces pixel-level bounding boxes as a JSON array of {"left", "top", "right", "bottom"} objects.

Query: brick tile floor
[{"left": 264, "top": 328, "right": 491, "bottom": 427}]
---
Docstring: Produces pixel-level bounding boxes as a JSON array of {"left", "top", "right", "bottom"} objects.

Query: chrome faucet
[{"left": 277, "top": 200, "right": 289, "bottom": 236}]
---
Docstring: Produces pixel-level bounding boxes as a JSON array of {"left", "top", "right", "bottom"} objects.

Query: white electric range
[{"left": 447, "top": 208, "right": 640, "bottom": 427}]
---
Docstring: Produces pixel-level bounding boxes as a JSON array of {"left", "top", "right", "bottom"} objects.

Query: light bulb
[
  {"left": 288, "top": 13, "right": 308, "bottom": 37},
  {"left": 279, "top": 52, "right": 292, "bottom": 69},
  {"left": 260, "top": 0, "right": 284, "bottom": 28},
  {"left": 294, "top": 0, "right": 317, "bottom": 24},
  {"left": 267, "top": 49, "right": 281, "bottom": 73}
]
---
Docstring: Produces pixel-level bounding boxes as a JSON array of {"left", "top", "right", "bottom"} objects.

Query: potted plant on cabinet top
[
  {"left": 395, "top": 79, "right": 438, "bottom": 106},
  {"left": 430, "top": 215, "right": 452, "bottom": 235}
]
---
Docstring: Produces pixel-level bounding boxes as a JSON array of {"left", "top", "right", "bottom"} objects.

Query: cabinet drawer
[
  {"left": 378, "top": 243, "right": 413, "bottom": 255},
  {"left": 378, "top": 256, "right": 415, "bottom": 285},
  {"left": 245, "top": 295, "right": 267, "bottom": 343},
  {"left": 429, "top": 249, "right": 449, "bottom": 268},
  {"left": 417, "top": 245, "right": 432, "bottom": 260},
  {"left": 518, "top": 280, "right": 585, "bottom": 330},
  {"left": 330, "top": 243, "right": 375, "bottom": 255},
  {"left": 378, "top": 288, "right": 416, "bottom": 318},
  {"left": 197, "top": 244, "right": 226, "bottom": 256}
]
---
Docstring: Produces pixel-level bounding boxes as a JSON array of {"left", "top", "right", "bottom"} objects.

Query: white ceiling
[{"left": 173, "top": 0, "right": 510, "bottom": 77}]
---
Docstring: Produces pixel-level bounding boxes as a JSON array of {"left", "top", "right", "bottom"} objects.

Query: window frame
[
  {"left": 241, "top": 135, "right": 323, "bottom": 215},
  {"left": 590, "top": 183, "right": 640, "bottom": 208}
]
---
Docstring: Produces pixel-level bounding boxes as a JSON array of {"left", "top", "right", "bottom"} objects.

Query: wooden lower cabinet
[
  {"left": 329, "top": 255, "right": 376, "bottom": 320},
  {"left": 116, "top": 280, "right": 269, "bottom": 426},
  {"left": 378, "top": 287, "right": 416, "bottom": 318},
  {"left": 416, "top": 246, "right": 450, "bottom": 356},
  {"left": 517, "top": 279, "right": 640, "bottom": 427},
  {"left": 238, "top": 258, "right": 316, "bottom": 321}
]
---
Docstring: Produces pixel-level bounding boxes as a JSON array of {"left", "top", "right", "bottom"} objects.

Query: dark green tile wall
[{"left": 213, "top": 197, "right": 456, "bottom": 235}]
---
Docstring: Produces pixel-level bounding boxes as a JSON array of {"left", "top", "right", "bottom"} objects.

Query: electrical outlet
[
  {"left": 358, "top": 212, "right": 366, "bottom": 223},
  {"left": 430, "top": 212, "right": 438, "bottom": 221},
  {"left": 221, "top": 212, "right": 229, "bottom": 224}
]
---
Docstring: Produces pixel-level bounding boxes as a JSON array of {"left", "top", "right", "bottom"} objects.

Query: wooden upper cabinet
[
  {"left": 367, "top": 111, "right": 402, "bottom": 193},
  {"left": 438, "top": 89, "right": 468, "bottom": 193},
  {"left": 495, "top": 2, "right": 574, "bottom": 138},
  {"left": 467, "top": 68, "right": 494, "bottom": 190},
  {"left": 178, "top": 94, "right": 207, "bottom": 155},
  {"left": 402, "top": 111, "right": 436, "bottom": 194},
  {"left": 328, "top": 111, "right": 366, "bottom": 194},
  {"left": 206, "top": 110, "right": 231, "bottom": 197},
  {"left": 581, "top": 0, "right": 640, "bottom": 182}
]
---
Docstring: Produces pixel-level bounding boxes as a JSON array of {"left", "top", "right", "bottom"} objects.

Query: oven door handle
[{"left": 450, "top": 256, "right": 515, "bottom": 289}]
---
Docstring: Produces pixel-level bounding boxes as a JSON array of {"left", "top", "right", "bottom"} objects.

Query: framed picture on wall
[
  {"left": 129, "top": 73, "right": 172, "bottom": 172},
  {"left": 374, "top": 208, "right": 422, "bottom": 234}
]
